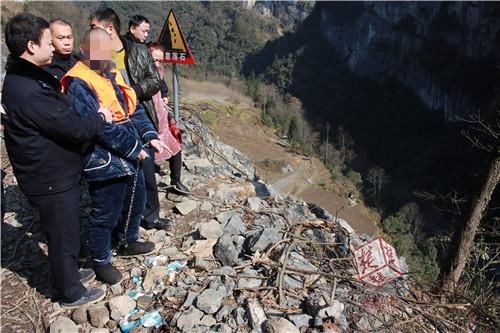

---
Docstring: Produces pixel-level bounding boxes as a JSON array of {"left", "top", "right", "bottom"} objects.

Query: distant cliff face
[
  {"left": 317, "top": 2, "right": 500, "bottom": 119},
  {"left": 244, "top": 1, "right": 314, "bottom": 32}
]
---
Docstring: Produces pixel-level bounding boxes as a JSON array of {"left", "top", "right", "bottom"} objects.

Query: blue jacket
[{"left": 64, "top": 75, "right": 158, "bottom": 182}]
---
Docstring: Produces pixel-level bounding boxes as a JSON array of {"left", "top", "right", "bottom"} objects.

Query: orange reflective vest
[{"left": 61, "top": 61, "right": 137, "bottom": 122}]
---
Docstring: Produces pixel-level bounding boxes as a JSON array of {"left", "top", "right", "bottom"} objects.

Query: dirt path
[{"left": 182, "top": 80, "right": 379, "bottom": 235}]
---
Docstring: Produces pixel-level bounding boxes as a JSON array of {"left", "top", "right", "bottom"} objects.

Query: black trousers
[
  {"left": 26, "top": 186, "right": 86, "bottom": 303},
  {"left": 142, "top": 148, "right": 182, "bottom": 223}
]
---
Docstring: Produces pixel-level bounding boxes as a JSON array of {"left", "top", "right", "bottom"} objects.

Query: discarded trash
[
  {"left": 167, "top": 261, "right": 185, "bottom": 271},
  {"left": 131, "top": 274, "right": 143, "bottom": 288},
  {"left": 119, "top": 310, "right": 140, "bottom": 333},
  {"left": 118, "top": 309, "right": 162, "bottom": 332},
  {"left": 127, "top": 291, "right": 145, "bottom": 300},
  {"left": 140, "top": 310, "right": 163, "bottom": 328},
  {"left": 145, "top": 255, "right": 168, "bottom": 267},
  {"left": 167, "top": 261, "right": 186, "bottom": 283},
  {"left": 352, "top": 237, "right": 405, "bottom": 287}
]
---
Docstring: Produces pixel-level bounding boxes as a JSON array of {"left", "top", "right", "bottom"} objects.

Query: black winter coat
[
  {"left": 43, "top": 53, "right": 79, "bottom": 81},
  {"left": 1, "top": 57, "right": 105, "bottom": 195},
  {"left": 121, "top": 34, "right": 162, "bottom": 130}
]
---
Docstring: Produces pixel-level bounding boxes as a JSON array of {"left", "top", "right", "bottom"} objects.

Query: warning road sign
[{"left": 158, "top": 9, "right": 195, "bottom": 65}]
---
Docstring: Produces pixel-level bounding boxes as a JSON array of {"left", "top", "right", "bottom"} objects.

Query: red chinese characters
[{"left": 352, "top": 238, "right": 405, "bottom": 287}]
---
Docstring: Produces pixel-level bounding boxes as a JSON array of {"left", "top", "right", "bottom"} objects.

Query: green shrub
[{"left": 382, "top": 204, "right": 440, "bottom": 282}]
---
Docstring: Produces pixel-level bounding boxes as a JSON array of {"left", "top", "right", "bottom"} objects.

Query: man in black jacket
[
  {"left": 44, "top": 18, "right": 79, "bottom": 80},
  {"left": 90, "top": 8, "right": 190, "bottom": 231},
  {"left": 2, "top": 13, "right": 113, "bottom": 309},
  {"left": 126, "top": 16, "right": 170, "bottom": 107},
  {"left": 126, "top": 15, "right": 150, "bottom": 44}
]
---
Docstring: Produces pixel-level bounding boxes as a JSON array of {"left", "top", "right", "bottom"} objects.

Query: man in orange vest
[{"left": 61, "top": 28, "right": 164, "bottom": 284}]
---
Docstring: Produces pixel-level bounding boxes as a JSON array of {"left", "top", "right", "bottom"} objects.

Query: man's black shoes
[
  {"left": 141, "top": 218, "right": 173, "bottom": 231},
  {"left": 60, "top": 287, "right": 105, "bottom": 309},
  {"left": 171, "top": 181, "right": 190, "bottom": 195},
  {"left": 117, "top": 241, "right": 155, "bottom": 257},
  {"left": 93, "top": 263, "right": 123, "bottom": 285},
  {"left": 79, "top": 268, "right": 96, "bottom": 285}
]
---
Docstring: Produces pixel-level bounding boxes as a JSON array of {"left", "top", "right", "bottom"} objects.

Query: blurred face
[
  {"left": 151, "top": 49, "right": 163, "bottom": 70},
  {"left": 50, "top": 23, "right": 73, "bottom": 55},
  {"left": 26, "top": 28, "right": 54, "bottom": 66},
  {"left": 80, "top": 29, "right": 114, "bottom": 63},
  {"left": 130, "top": 22, "right": 150, "bottom": 43},
  {"left": 89, "top": 33, "right": 113, "bottom": 61}
]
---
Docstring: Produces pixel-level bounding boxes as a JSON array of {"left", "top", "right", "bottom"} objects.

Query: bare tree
[
  {"left": 336, "top": 126, "right": 356, "bottom": 171},
  {"left": 366, "top": 166, "right": 388, "bottom": 203},
  {"left": 325, "top": 122, "right": 330, "bottom": 165},
  {"left": 441, "top": 110, "right": 500, "bottom": 293}
]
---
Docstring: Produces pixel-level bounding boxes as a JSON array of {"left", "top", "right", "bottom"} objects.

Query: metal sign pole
[
  {"left": 159, "top": 9, "right": 195, "bottom": 124},
  {"left": 173, "top": 63, "right": 179, "bottom": 123}
]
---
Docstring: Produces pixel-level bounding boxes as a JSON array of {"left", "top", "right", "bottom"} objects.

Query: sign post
[
  {"left": 172, "top": 63, "right": 179, "bottom": 122},
  {"left": 158, "top": 9, "right": 196, "bottom": 123}
]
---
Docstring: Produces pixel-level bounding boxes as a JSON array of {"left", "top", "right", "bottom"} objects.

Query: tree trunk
[{"left": 441, "top": 155, "right": 500, "bottom": 292}]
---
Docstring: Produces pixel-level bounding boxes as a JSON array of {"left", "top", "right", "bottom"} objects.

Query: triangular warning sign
[{"left": 158, "top": 9, "right": 195, "bottom": 65}]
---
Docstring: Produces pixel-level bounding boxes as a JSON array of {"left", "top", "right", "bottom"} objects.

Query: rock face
[
  {"left": 71, "top": 306, "right": 88, "bottom": 325},
  {"left": 262, "top": 318, "right": 300, "bottom": 333},
  {"left": 108, "top": 295, "right": 136, "bottom": 320},
  {"left": 143, "top": 266, "right": 168, "bottom": 290},
  {"left": 214, "top": 233, "right": 240, "bottom": 266},
  {"left": 88, "top": 303, "right": 109, "bottom": 328},
  {"left": 246, "top": 300, "right": 267, "bottom": 329},
  {"left": 198, "top": 220, "right": 224, "bottom": 240},
  {"left": 176, "top": 200, "right": 199, "bottom": 215},
  {"left": 317, "top": 2, "right": 500, "bottom": 119},
  {"left": 196, "top": 287, "right": 227, "bottom": 314},
  {"left": 176, "top": 306, "right": 204, "bottom": 331},
  {"left": 50, "top": 316, "right": 79, "bottom": 333}
]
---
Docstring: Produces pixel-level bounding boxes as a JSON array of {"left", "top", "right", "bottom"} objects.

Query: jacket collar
[
  {"left": 120, "top": 34, "right": 133, "bottom": 53},
  {"left": 6, "top": 56, "right": 61, "bottom": 91},
  {"left": 51, "top": 53, "right": 79, "bottom": 66}
]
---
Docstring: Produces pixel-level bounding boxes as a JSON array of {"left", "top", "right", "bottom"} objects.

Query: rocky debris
[
  {"left": 3, "top": 112, "right": 420, "bottom": 333},
  {"left": 142, "top": 266, "right": 168, "bottom": 290},
  {"left": 262, "top": 318, "right": 300, "bottom": 333},
  {"left": 281, "top": 164, "right": 294, "bottom": 174},
  {"left": 89, "top": 329, "right": 109, "bottom": 333},
  {"left": 175, "top": 199, "right": 199, "bottom": 215},
  {"left": 184, "top": 158, "right": 214, "bottom": 176},
  {"left": 244, "top": 225, "right": 283, "bottom": 254},
  {"left": 214, "top": 233, "right": 240, "bottom": 266},
  {"left": 136, "top": 295, "right": 154, "bottom": 310},
  {"left": 317, "top": 300, "right": 344, "bottom": 321},
  {"left": 288, "top": 313, "right": 313, "bottom": 328},
  {"left": 88, "top": 302, "right": 109, "bottom": 328},
  {"left": 110, "top": 282, "right": 123, "bottom": 295},
  {"left": 220, "top": 212, "right": 246, "bottom": 236},
  {"left": 198, "top": 219, "right": 224, "bottom": 239},
  {"left": 72, "top": 305, "right": 88, "bottom": 325},
  {"left": 50, "top": 316, "right": 79, "bottom": 333},
  {"left": 196, "top": 286, "right": 227, "bottom": 314},
  {"left": 190, "top": 255, "right": 216, "bottom": 271},
  {"left": 245, "top": 196, "right": 268, "bottom": 211},
  {"left": 108, "top": 295, "right": 136, "bottom": 320},
  {"left": 247, "top": 299, "right": 267, "bottom": 329},
  {"left": 237, "top": 268, "right": 263, "bottom": 289},
  {"left": 176, "top": 306, "right": 204, "bottom": 331}
]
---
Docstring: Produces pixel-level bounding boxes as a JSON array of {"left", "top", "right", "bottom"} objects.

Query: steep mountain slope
[
  {"left": 0, "top": 1, "right": 310, "bottom": 79},
  {"left": 243, "top": 1, "right": 498, "bottom": 217}
]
